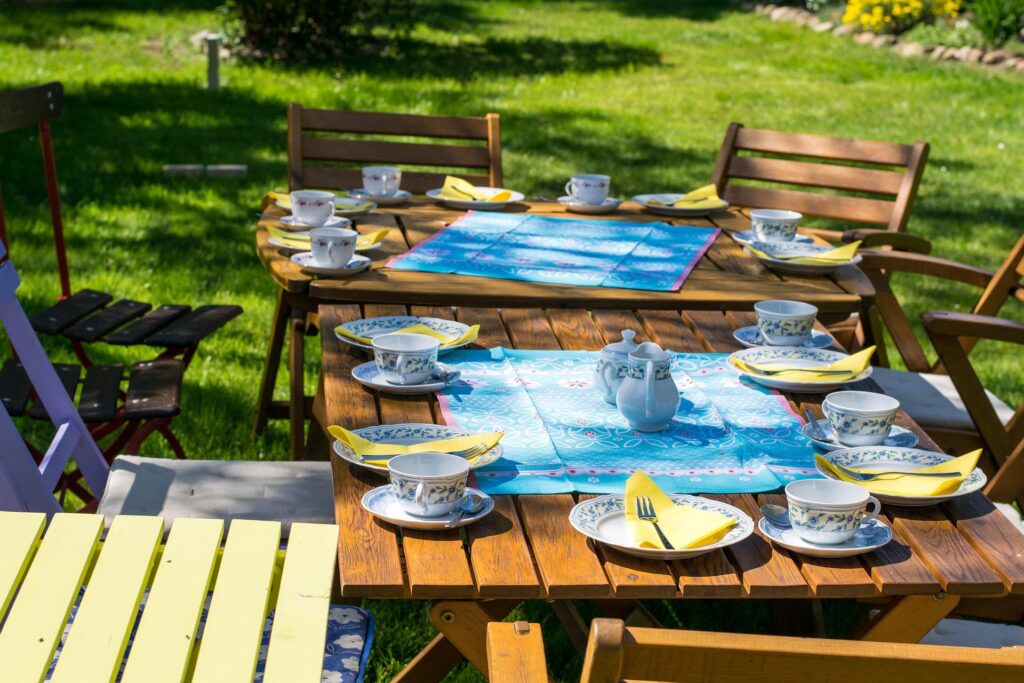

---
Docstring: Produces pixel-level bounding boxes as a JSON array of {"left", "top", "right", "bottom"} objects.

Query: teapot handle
[{"left": 645, "top": 360, "right": 655, "bottom": 419}]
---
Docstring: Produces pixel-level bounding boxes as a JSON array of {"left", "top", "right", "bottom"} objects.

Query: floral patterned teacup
[
  {"left": 753, "top": 299, "right": 817, "bottom": 346},
  {"left": 824, "top": 390, "right": 900, "bottom": 446},
  {"left": 310, "top": 227, "right": 357, "bottom": 269},
  {"left": 750, "top": 209, "right": 802, "bottom": 242},
  {"left": 290, "top": 190, "right": 336, "bottom": 227},
  {"left": 372, "top": 333, "right": 439, "bottom": 386},
  {"left": 565, "top": 173, "right": 610, "bottom": 206},
  {"left": 786, "top": 479, "right": 881, "bottom": 545},
  {"left": 388, "top": 451, "right": 469, "bottom": 517},
  {"left": 362, "top": 166, "right": 402, "bottom": 197}
]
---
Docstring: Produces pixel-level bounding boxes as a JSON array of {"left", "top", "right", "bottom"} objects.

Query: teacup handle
[
  {"left": 565, "top": 180, "right": 575, "bottom": 198},
  {"left": 327, "top": 198, "right": 335, "bottom": 214},
  {"left": 414, "top": 482, "right": 428, "bottom": 513},
  {"left": 862, "top": 496, "right": 882, "bottom": 524},
  {"left": 396, "top": 352, "right": 407, "bottom": 374}
]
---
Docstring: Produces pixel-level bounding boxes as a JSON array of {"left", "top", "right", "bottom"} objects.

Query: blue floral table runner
[
  {"left": 436, "top": 348, "right": 819, "bottom": 495},
  {"left": 387, "top": 211, "right": 720, "bottom": 292}
]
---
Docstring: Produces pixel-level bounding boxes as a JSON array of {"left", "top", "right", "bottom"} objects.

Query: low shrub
[
  {"left": 841, "top": 0, "right": 962, "bottom": 33},
  {"left": 970, "top": 0, "right": 1024, "bottom": 46}
]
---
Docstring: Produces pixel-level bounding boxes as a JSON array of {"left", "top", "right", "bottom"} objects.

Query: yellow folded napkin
[
  {"left": 269, "top": 227, "right": 390, "bottom": 249},
  {"left": 337, "top": 201, "right": 375, "bottom": 211},
  {"left": 328, "top": 425, "right": 502, "bottom": 465},
  {"left": 270, "top": 190, "right": 291, "bottom": 209},
  {"left": 749, "top": 240, "right": 861, "bottom": 265},
  {"left": 815, "top": 449, "right": 980, "bottom": 497},
  {"left": 625, "top": 472, "right": 736, "bottom": 549},
  {"left": 732, "top": 346, "right": 875, "bottom": 383},
  {"left": 647, "top": 184, "right": 725, "bottom": 209},
  {"left": 356, "top": 228, "right": 390, "bottom": 248},
  {"left": 334, "top": 323, "right": 480, "bottom": 348},
  {"left": 438, "top": 176, "right": 511, "bottom": 202}
]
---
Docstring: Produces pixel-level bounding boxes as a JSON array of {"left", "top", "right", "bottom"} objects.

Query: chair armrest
[
  {"left": 487, "top": 622, "right": 548, "bottom": 683},
  {"left": 922, "top": 311, "right": 1024, "bottom": 346},
  {"left": 840, "top": 229, "right": 932, "bottom": 254},
  {"left": 859, "top": 250, "right": 995, "bottom": 288}
]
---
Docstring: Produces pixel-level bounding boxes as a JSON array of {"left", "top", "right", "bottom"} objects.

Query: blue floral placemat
[
  {"left": 387, "top": 211, "right": 719, "bottom": 292},
  {"left": 437, "top": 348, "right": 819, "bottom": 495}
]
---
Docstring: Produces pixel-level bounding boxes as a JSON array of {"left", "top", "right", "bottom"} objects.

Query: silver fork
[
  {"left": 831, "top": 461, "right": 959, "bottom": 481},
  {"left": 635, "top": 496, "right": 674, "bottom": 550},
  {"left": 359, "top": 443, "right": 489, "bottom": 462},
  {"left": 746, "top": 366, "right": 853, "bottom": 376}
]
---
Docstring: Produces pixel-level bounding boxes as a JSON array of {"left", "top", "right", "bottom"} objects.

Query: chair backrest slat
[
  {"left": 712, "top": 122, "right": 929, "bottom": 233},
  {"left": 289, "top": 104, "right": 502, "bottom": 194},
  {"left": 0, "top": 81, "right": 62, "bottom": 135},
  {"left": 580, "top": 619, "right": 1024, "bottom": 683}
]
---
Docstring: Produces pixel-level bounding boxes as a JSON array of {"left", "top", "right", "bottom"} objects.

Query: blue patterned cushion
[{"left": 47, "top": 589, "right": 373, "bottom": 683}]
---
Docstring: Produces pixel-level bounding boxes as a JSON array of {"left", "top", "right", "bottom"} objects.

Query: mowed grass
[{"left": 1, "top": 1, "right": 1021, "bottom": 679}]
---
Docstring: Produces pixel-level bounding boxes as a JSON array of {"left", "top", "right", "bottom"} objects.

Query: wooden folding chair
[
  {"left": 710, "top": 122, "right": 929, "bottom": 241},
  {"left": 487, "top": 618, "right": 1024, "bottom": 683},
  {"left": 0, "top": 82, "right": 242, "bottom": 484},
  {"left": 286, "top": 105, "right": 502, "bottom": 193},
  {"left": 855, "top": 234, "right": 1024, "bottom": 477}
]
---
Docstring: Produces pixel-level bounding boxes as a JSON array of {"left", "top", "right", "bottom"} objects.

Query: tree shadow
[{"left": 585, "top": 0, "right": 732, "bottom": 20}]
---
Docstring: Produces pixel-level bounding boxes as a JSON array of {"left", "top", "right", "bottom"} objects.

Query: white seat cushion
[
  {"left": 995, "top": 502, "right": 1024, "bottom": 536},
  {"left": 922, "top": 617, "right": 1024, "bottom": 648},
  {"left": 97, "top": 455, "right": 335, "bottom": 537},
  {"left": 872, "top": 367, "right": 1015, "bottom": 432}
]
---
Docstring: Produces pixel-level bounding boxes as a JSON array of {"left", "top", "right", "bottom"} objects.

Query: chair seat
[
  {"left": 872, "top": 367, "right": 1015, "bottom": 432},
  {"left": 97, "top": 455, "right": 335, "bottom": 537},
  {"left": 922, "top": 617, "right": 1024, "bottom": 648},
  {"left": 996, "top": 502, "right": 1024, "bottom": 535}
]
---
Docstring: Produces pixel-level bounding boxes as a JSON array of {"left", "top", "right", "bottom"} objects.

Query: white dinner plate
[
  {"left": 730, "top": 230, "right": 814, "bottom": 246},
  {"left": 425, "top": 187, "right": 525, "bottom": 210},
  {"left": 291, "top": 252, "right": 371, "bottom": 277},
  {"left": 745, "top": 242, "right": 863, "bottom": 276},
  {"left": 632, "top": 194, "right": 730, "bottom": 217},
  {"left": 732, "top": 326, "right": 834, "bottom": 350},
  {"left": 332, "top": 423, "right": 504, "bottom": 474},
  {"left": 361, "top": 485, "right": 494, "bottom": 530},
  {"left": 759, "top": 517, "right": 892, "bottom": 558},
  {"left": 334, "top": 316, "right": 475, "bottom": 354},
  {"left": 351, "top": 361, "right": 447, "bottom": 396},
  {"left": 569, "top": 494, "right": 753, "bottom": 560},
  {"left": 728, "top": 346, "right": 872, "bottom": 392}
]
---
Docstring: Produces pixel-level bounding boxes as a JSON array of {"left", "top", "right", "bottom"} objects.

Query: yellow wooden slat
[
  {"left": 263, "top": 523, "right": 340, "bottom": 683},
  {"left": 0, "top": 512, "right": 46, "bottom": 618},
  {"left": 120, "top": 518, "right": 224, "bottom": 683},
  {"left": 50, "top": 515, "right": 164, "bottom": 683},
  {"left": 191, "top": 520, "right": 282, "bottom": 683},
  {"left": 0, "top": 513, "right": 103, "bottom": 682}
]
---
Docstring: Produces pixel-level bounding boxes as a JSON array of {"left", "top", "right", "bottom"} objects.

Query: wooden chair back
[
  {"left": 578, "top": 618, "right": 1023, "bottom": 683},
  {"left": 710, "top": 122, "right": 929, "bottom": 234},
  {"left": 0, "top": 243, "right": 109, "bottom": 512},
  {"left": 287, "top": 105, "right": 502, "bottom": 194}
]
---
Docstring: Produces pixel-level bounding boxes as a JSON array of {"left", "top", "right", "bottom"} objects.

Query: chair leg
[
  {"left": 253, "top": 290, "right": 289, "bottom": 436},
  {"left": 157, "top": 420, "right": 188, "bottom": 459},
  {"left": 289, "top": 303, "right": 306, "bottom": 461}
]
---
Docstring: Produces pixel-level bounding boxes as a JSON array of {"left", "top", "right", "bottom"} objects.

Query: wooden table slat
[
  {"left": 638, "top": 309, "right": 708, "bottom": 353},
  {"left": 465, "top": 496, "right": 542, "bottom": 598},
  {"left": 500, "top": 308, "right": 560, "bottom": 350},
  {"left": 943, "top": 494, "right": 1024, "bottom": 595},
  {"left": 672, "top": 549, "right": 745, "bottom": 598},
  {"left": 454, "top": 307, "right": 514, "bottom": 347}
]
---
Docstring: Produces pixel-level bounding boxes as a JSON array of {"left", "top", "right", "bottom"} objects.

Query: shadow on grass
[{"left": 589, "top": 0, "right": 733, "bottom": 20}]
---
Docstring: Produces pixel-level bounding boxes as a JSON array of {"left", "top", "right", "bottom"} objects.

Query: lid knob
[{"left": 621, "top": 329, "right": 636, "bottom": 344}]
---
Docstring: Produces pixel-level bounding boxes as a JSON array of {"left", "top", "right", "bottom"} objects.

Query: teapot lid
[{"left": 602, "top": 329, "right": 638, "bottom": 355}]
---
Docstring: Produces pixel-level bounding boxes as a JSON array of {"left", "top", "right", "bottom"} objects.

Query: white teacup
[
  {"left": 786, "top": 479, "right": 881, "bottom": 545},
  {"left": 290, "top": 190, "right": 335, "bottom": 227},
  {"left": 754, "top": 300, "right": 817, "bottom": 346},
  {"left": 565, "top": 173, "right": 610, "bottom": 205},
  {"left": 388, "top": 451, "right": 470, "bottom": 517},
  {"left": 310, "top": 227, "right": 357, "bottom": 269},
  {"left": 362, "top": 166, "right": 402, "bottom": 197},
  {"left": 824, "top": 391, "right": 900, "bottom": 446},
  {"left": 751, "top": 209, "right": 802, "bottom": 242},
  {"left": 372, "top": 333, "right": 439, "bottom": 386}
]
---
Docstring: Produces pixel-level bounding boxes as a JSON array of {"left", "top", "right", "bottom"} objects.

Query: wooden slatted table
[
  {"left": 316, "top": 301, "right": 1024, "bottom": 682},
  {"left": 0, "top": 512, "right": 339, "bottom": 683},
  {"left": 255, "top": 198, "right": 874, "bottom": 459}
]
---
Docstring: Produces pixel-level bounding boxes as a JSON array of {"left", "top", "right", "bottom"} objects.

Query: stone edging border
[{"left": 746, "top": 3, "right": 1024, "bottom": 73}]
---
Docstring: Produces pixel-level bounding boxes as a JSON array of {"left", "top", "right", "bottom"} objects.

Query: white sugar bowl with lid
[{"left": 595, "top": 329, "right": 639, "bottom": 404}]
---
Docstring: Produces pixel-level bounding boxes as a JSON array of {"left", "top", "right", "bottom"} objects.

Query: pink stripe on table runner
[
  {"left": 386, "top": 210, "right": 476, "bottom": 268},
  {"left": 669, "top": 227, "right": 720, "bottom": 291}
]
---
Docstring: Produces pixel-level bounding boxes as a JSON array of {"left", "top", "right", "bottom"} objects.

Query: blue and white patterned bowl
[
  {"left": 335, "top": 316, "right": 474, "bottom": 354},
  {"left": 728, "top": 346, "right": 872, "bottom": 392},
  {"left": 569, "top": 494, "right": 754, "bottom": 559},
  {"left": 817, "top": 446, "right": 988, "bottom": 506},
  {"left": 802, "top": 419, "right": 919, "bottom": 451},
  {"left": 332, "top": 423, "right": 504, "bottom": 474}
]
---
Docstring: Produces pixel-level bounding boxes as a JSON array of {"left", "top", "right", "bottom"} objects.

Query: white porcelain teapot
[
  {"left": 595, "top": 329, "right": 638, "bottom": 404},
  {"left": 615, "top": 342, "right": 679, "bottom": 432}
]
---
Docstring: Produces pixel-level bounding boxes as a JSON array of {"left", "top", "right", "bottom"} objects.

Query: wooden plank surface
[
  {"left": 192, "top": 520, "right": 282, "bottom": 683},
  {"left": 944, "top": 494, "right": 1024, "bottom": 595},
  {"left": 121, "top": 518, "right": 224, "bottom": 683},
  {"left": 517, "top": 495, "right": 610, "bottom": 598},
  {"left": 0, "top": 514, "right": 103, "bottom": 682},
  {"left": 0, "top": 511, "right": 46, "bottom": 618},
  {"left": 50, "top": 515, "right": 164, "bottom": 683},
  {"left": 263, "top": 523, "right": 340, "bottom": 683}
]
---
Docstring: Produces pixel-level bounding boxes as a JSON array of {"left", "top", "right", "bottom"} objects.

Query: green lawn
[{"left": 1, "top": 1, "right": 1021, "bottom": 679}]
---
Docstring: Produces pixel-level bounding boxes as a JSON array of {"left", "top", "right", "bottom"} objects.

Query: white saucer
[
  {"left": 801, "top": 419, "right": 920, "bottom": 451},
  {"left": 733, "top": 326, "right": 834, "bottom": 349},
  {"left": 346, "top": 189, "right": 412, "bottom": 206},
  {"left": 352, "top": 361, "right": 447, "bottom": 395},
  {"left": 632, "top": 194, "right": 730, "bottom": 217},
  {"left": 758, "top": 516, "right": 892, "bottom": 558},
  {"left": 278, "top": 215, "right": 351, "bottom": 229},
  {"left": 731, "top": 231, "right": 814, "bottom": 246},
  {"left": 557, "top": 196, "right": 622, "bottom": 215},
  {"left": 425, "top": 187, "right": 525, "bottom": 210},
  {"left": 291, "top": 252, "right": 371, "bottom": 277},
  {"left": 361, "top": 485, "right": 494, "bottom": 530}
]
